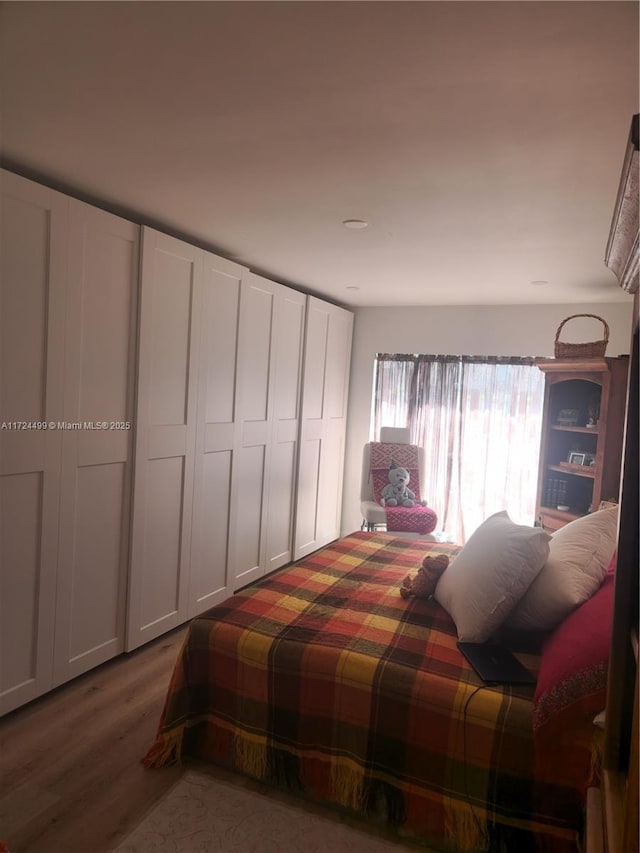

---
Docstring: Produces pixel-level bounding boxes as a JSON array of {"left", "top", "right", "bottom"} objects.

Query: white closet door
[
  {"left": 0, "top": 172, "right": 67, "bottom": 714},
  {"left": 294, "top": 297, "right": 353, "bottom": 560},
  {"left": 263, "top": 286, "right": 305, "bottom": 573},
  {"left": 294, "top": 298, "right": 328, "bottom": 559},
  {"left": 320, "top": 304, "right": 353, "bottom": 544},
  {"left": 53, "top": 202, "right": 139, "bottom": 684},
  {"left": 188, "top": 252, "right": 244, "bottom": 617},
  {"left": 127, "top": 228, "right": 201, "bottom": 650},
  {"left": 229, "top": 273, "right": 276, "bottom": 588}
]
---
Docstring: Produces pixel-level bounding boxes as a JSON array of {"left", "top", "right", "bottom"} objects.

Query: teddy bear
[
  {"left": 380, "top": 459, "right": 425, "bottom": 507},
  {"left": 400, "top": 554, "right": 449, "bottom": 599}
]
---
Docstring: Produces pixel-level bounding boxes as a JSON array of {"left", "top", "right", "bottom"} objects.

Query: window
[{"left": 372, "top": 354, "right": 545, "bottom": 544}]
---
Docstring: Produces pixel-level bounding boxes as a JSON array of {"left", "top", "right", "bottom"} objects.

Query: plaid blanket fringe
[
  {"left": 143, "top": 724, "right": 184, "bottom": 768},
  {"left": 145, "top": 724, "right": 578, "bottom": 853},
  {"left": 145, "top": 723, "right": 579, "bottom": 853},
  {"left": 146, "top": 715, "right": 495, "bottom": 849}
]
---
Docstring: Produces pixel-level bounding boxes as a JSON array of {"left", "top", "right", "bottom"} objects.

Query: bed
[{"left": 144, "top": 529, "right": 609, "bottom": 853}]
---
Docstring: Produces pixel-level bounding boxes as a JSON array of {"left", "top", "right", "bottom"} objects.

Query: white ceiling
[{"left": 1, "top": 1, "right": 638, "bottom": 307}]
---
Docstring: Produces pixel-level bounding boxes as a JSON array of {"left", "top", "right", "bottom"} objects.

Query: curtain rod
[{"left": 375, "top": 353, "right": 541, "bottom": 365}]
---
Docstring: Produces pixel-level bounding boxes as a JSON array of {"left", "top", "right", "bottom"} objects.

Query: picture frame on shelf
[{"left": 568, "top": 451, "right": 587, "bottom": 466}]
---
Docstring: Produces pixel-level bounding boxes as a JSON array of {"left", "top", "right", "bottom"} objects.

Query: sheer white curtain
[{"left": 372, "top": 355, "right": 544, "bottom": 544}]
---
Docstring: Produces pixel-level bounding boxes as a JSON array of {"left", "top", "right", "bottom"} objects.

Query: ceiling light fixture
[
  {"left": 345, "top": 285, "right": 360, "bottom": 291},
  {"left": 530, "top": 280, "right": 549, "bottom": 286},
  {"left": 342, "top": 219, "right": 369, "bottom": 229}
]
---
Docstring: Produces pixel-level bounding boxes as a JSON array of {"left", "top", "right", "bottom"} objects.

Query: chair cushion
[{"left": 385, "top": 505, "right": 438, "bottom": 535}]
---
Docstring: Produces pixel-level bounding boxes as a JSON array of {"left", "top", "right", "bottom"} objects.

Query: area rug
[{"left": 114, "top": 770, "right": 422, "bottom": 852}]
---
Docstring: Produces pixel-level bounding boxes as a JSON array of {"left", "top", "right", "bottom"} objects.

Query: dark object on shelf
[
  {"left": 543, "top": 476, "right": 568, "bottom": 508},
  {"left": 557, "top": 408, "right": 580, "bottom": 426},
  {"left": 554, "top": 314, "right": 609, "bottom": 359}
]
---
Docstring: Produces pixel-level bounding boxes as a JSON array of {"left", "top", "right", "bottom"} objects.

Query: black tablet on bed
[{"left": 457, "top": 642, "right": 536, "bottom": 685}]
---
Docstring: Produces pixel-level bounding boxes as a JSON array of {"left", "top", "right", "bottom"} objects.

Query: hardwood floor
[
  {"left": 0, "top": 627, "right": 188, "bottom": 853},
  {"left": 0, "top": 626, "right": 424, "bottom": 853}
]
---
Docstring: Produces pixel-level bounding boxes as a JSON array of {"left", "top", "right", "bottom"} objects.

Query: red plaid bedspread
[{"left": 145, "top": 532, "right": 584, "bottom": 852}]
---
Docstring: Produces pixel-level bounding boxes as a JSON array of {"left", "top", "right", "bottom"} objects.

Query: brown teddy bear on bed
[{"left": 400, "top": 553, "right": 449, "bottom": 599}]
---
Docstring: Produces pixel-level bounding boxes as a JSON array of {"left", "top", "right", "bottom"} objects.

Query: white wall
[{"left": 341, "top": 301, "right": 634, "bottom": 536}]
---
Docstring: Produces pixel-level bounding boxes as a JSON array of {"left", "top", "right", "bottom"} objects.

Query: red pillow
[{"left": 533, "top": 556, "right": 615, "bottom": 741}]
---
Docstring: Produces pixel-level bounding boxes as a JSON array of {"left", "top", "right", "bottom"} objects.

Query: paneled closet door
[
  {"left": 127, "top": 228, "right": 202, "bottom": 651},
  {"left": 229, "top": 274, "right": 277, "bottom": 589},
  {"left": 319, "top": 303, "right": 353, "bottom": 545},
  {"left": 0, "top": 172, "right": 67, "bottom": 715},
  {"left": 188, "top": 252, "right": 244, "bottom": 617},
  {"left": 53, "top": 202, "right": 139, "bottom": 685},
  {"left": 263, "top": 285, "right": 305, "bottom": 573},
  {"left": 229, "top": 275, "right": 305, "bottom": 587},
  {"left": 294, "top": 297, "right": 353, "bottom": 560}
]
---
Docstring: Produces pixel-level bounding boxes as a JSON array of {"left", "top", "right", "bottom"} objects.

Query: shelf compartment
[
  {"left": 551, "top": 462, "right": 596, "bottom": 478},
  {"left": 551, "top": 425, "right": 600, "bottom": 435}
]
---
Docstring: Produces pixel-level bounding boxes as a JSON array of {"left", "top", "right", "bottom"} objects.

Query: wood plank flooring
[
  {"left": 0, "top": 625, "right": 423, "bottom": 853},
  {"left": 0, "top": 627, "right": 188, "bottom": 853}
]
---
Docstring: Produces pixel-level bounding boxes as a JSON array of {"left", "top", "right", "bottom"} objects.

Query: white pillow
[
  {"left": 434, "top": 511, "right": 551, "bottom": 642},
  {"left": 507, "top": 507, "right": 618, "bottom": 631}
]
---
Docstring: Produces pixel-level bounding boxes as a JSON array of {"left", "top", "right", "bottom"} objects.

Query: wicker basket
[{"left": 554, "top": 314, "right": 609, "bottom": 358}]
